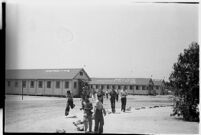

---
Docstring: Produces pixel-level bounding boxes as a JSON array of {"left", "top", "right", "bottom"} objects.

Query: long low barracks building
[{"left": 5, "top": 68, "right": 166, "bottom": 97}]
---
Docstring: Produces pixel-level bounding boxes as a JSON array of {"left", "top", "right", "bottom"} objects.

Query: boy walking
[
  {"left": 109, "top": 89, "right": 117, "bottom": 113},
  {"left": 120, "top": 88, "right": 127, "bottom": 112},
  {"left": 65, "top": 90, "right": 75, "bottom": 117},
  {"left": 94, "top": 94, "right": 106, "bottom": 134}
]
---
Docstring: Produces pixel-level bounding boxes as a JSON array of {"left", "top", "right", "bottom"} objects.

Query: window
[
  {"left": 123, "top": 86, "right": 125, "bottom": 89},
  {"left": 74, "top": 82, "right": 77, "bottom": 88},
  {"left": 30, "top": 81, "right": 34, "bottom": 88},
  {"left": 136, "top": 85, "right": 139, "bottom": 90},
  {"left": 56, "top": 81, "right": 60, "bottom": 88},
  {"left": 96, "top": 85, "right": 98, "bottom": 89},
  {"left": 118, "top": 85, "right": 121, "bottom": 89},
  {"left": 15, "top": 81, "right": 18, "bottom": 87},
  {"left": 107, "top": 85, "right": 109, "bottom": 89},
  {"left": 142, "top": 86, "right": 146, "bottom": 90},
  {"left": 101, "top": 85, "right": 104, "bottom": 90},
  {"left": 38, "top": 81, "right": 43, "bottom": 88},
  {"left": 7, "top": 81, "right": 10, "bottom": 87},
  {"left": 80, "top": 72, "right": 83, "bottom": 76},
  {"left": 47, "top": 81, "right": 51, "bottom": 88},
  {"left": 22, "top": 81, "right": 26, "bottom": 88},
  {"left": 65, "top": 81, "right": 69, "bottom": 89},
  {"left": 130, "top": 85, "right": 133, "bottom": 90}
]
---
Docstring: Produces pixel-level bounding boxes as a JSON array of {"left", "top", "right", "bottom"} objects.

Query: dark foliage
[{"left": 169, "top": 42, "right": 199, "bottom": 122}]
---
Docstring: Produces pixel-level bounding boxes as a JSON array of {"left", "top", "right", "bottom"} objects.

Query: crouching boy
[{"left": 94, "top": 94, "right": 106, "bottom": 134}]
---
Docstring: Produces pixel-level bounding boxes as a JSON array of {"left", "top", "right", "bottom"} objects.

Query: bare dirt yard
[{"left": 4, "top": 95, "right": 199, "bottom": 134}]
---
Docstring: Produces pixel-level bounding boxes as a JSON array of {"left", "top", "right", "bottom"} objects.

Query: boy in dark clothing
[
  {"left": 97, "top": 89, "right": 104, "bottom": 104},
  {"left": 115, "top": 89, "right": 119, "bottom": 102},
  {"left": 109, "top": 89, "right": 117, "bottom": 113},
  {"left": 94, "top": 94, "right": 106, "bottom": 134},
  {"left": 105, "top": 90, "right": 109, "bottom": 99},
  {"left": 81, "top": 96, "right": 93, "bottom": 133},
  {"left": 65, "top": 90, "right": 75, "bottom": 117}
]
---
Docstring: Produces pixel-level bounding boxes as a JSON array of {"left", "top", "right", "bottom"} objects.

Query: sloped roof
[
  {"left": 89, "top": 78, "right": 163, "bottom": 86},
  {"left": 6, "top": 68, "right": 89, "bottom": 80},
  {"left": 153, "top": 79, "right": 164, "bottom": 86}
]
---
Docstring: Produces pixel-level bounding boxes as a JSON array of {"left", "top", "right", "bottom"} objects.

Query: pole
[
  {"left": 2, "top": 2, "right": 6, "bottom": 104},
  {"left": 22, "top": 81, "right": 23, "bottom": 100}
]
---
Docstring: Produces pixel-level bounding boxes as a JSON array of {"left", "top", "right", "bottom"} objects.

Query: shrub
[{"left": 169, "top": 42, "right": 199, "bottom": 122}]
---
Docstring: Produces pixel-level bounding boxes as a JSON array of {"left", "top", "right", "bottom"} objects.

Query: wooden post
[{"left": 22, "top": 81, "right": 23, "bottom": 100}]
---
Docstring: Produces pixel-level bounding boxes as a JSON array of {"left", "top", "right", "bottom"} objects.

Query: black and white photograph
[{"left": 3, "top": 0, "right": 199, "bottom": 134}]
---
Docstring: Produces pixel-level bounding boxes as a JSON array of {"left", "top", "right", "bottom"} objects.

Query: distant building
[
  {"left": 88, "top": 78, "right": 166, "bottom": 95},
  {"left": 5, "top": 68, "right": 166, "bottom": 97}
]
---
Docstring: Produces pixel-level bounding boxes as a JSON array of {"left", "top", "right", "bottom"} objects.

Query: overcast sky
[{"left": 5, "top": 0, "right": 198, "bottom": 81}]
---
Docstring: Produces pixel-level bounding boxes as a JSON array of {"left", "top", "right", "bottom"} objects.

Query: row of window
[
  {"left": 90, "top": 84, "right": 159, "bottom": 90},
  {"left": 7, "top": 80, "right": 77, "bottom": 89}
]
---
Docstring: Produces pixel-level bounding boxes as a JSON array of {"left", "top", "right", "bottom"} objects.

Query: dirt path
[{"left": 4, "top": 95, "right": 199, "bottom": 134}]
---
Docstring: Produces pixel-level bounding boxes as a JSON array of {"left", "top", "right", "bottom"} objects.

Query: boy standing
[
  {"left": 97, "top": 89, "right": 104, "bottom": 103},
  {"left": 94, "top": 94, "right": 106, "bottom": 134},
  {"left": 81, "top": 96, "right": 93, "bottom": 133},
  {"left": 105, "top": 89, "right": 109, "bottom": 99},
  {"left": 115, "top": 89, "right": 119, "bottom": 102},
  {"left": 120, "top": 88, "right": 127, "bottom": 112}
]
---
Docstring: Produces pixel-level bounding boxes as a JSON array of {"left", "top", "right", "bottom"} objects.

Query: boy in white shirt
[{"left": 120, "top": 88, "right": 127, "bottom": 112}]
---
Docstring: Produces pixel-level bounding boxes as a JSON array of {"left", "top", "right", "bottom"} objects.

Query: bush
[{"left": 169, "top": 42, "right": 199, "bottom": 122}]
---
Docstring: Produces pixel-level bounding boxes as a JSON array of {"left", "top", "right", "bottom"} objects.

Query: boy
[
  {"left": 65, "top": 90, "right": 75, "bottom": 117},
  {"left": 115, "top": 89, "right": 119, "bottom": 102},
  {"left": 81, "top": 96, "right": 93, "bottom": 133},
  {"left": 109, "top": 89, "right": 117, "bottom": 113},
  {"left": 105, "top": 89, "right": 109, "bottom": 99},
  {"left": 97, "top": 89, "right": 104, "bottom": 103},
  {"left": 94, "top": 94, "right": 106, "bottom": 134},
  {"left": 91, "top": 88, "right": 96, "bottom": 101},
  {"left": 120, "top": 88, "right": 127, "bottom": 112}
]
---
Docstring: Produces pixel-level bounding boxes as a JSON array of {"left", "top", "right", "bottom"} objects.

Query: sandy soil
[{"left": 4, "top": 95, "right": 199, "bottom": 134}]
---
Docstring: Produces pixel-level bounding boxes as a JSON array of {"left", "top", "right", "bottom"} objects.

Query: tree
[
  {"left": 78, "top": 79, "right": 90, "bottom": 99},
  {"left": 169, "top": 42, "right": 199, "bottom": 122},
  {"left": 148, "top": 79, "right": 154, "bottom": 95}
]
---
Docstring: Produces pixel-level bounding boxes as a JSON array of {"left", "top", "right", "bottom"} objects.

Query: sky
[{"left": 5, "top": 0, "right": 199, "bottom": 81}]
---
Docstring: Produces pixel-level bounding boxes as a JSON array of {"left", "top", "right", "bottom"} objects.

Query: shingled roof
[
  {"left": 6, "top": 68, "right": 88, "bottom": 80},
  {"left": 89, "top": 78, "right": 163, "bottom": 86}
]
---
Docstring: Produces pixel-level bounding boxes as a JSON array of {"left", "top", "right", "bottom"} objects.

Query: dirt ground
[{"left": 4, "top": 95, "right": 199, "bottom": 134}]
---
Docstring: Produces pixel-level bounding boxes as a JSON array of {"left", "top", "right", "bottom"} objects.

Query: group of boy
[
  {"left": 102, "top": 88, "right": 127, "bottom": 113},
  {"left": 65, "top": 86, "right": 127, "bottom": 133},
  {"left": 90, "top": 88, "right": 128, "bottom": 113},
  {"left": 81, "top": 86, "right": 106, "bottom": 133}
]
